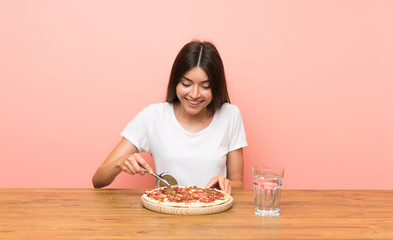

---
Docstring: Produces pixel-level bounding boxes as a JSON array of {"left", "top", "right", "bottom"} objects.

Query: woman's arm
[
  {"left": 92, "top": 138, "right": 153, "bottom": 188},
  {"left": 226, "top": 147, "right": 244, "bottom": 189},
  {"left": 205, "top": 148, "right": 244, "bottom": 194}
]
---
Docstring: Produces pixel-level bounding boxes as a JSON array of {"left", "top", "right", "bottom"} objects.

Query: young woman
[{"left": 92, "top": 41, "right": 247, "bottom": 194}]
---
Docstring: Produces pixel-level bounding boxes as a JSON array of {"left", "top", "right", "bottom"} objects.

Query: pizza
[{"left": 142, "top": 186, "right": 232, "bottom": 208}]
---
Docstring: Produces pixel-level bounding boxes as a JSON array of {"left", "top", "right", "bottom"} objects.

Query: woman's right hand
[
  {"left": 93, "top": 138, "right": 152, "bottom": 188},
  {"left": 117, "top": 153, "right": 154, "bottom": 176}
]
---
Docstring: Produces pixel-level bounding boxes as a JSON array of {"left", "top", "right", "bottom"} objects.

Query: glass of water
[{"left": 252, "top": 165, "right": 284, "bottom": 216}]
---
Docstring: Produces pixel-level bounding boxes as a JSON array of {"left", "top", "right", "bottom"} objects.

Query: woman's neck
[{"left": 173, "top": 102, "right": 214, "bottom": 133}]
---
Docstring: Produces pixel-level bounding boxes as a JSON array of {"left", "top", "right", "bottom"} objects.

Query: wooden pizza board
[{"left": 141, "top": 195, "right": 233, "bottom": 215}]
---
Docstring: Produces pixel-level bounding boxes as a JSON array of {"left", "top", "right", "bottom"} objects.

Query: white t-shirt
[{"left": 121, "top": 102, "right": 248, "bottom": 187}]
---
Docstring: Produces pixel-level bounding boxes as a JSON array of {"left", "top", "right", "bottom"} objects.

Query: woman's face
[{"left": 176, "top": 67, "right": 213, "bottom": 116}]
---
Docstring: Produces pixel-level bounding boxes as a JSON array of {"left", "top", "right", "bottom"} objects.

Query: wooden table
[{"left": 0, "top": 189, "right": 392, "bottom": 239}]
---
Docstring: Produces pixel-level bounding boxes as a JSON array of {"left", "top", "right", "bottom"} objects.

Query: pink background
[{"left": 1, "top": 1, "right": 392, "bottom": 189}]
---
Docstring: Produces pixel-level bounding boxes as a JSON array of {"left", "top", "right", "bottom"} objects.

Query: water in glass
[{"left": 253, "top": 173, "right": 283, "bottom": 216}]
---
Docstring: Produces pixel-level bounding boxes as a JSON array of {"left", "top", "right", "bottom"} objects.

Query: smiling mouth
[{"left": 186, "top": 98, "right": 203, "bottom": 106}]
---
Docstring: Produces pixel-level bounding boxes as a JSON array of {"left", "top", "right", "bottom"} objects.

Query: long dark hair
[{"left": 166, "top": 40, "right": 230, "bottom": 111}]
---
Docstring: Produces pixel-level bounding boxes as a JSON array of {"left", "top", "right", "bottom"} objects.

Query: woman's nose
[{"left": 189, "top": 86, "right": 200, "bottom": 98}]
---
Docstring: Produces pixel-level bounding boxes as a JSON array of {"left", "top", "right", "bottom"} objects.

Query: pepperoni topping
[{"left": 144, "top": 186, "right": 225, "bottom": 203}]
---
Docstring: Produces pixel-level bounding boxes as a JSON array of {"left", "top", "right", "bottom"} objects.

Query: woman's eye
[
  {"left": 181, "top": 82, "right": 191, "bottom": 87},
  {"left": 202, "top": 85, "right": 211, "bottom": 89}
]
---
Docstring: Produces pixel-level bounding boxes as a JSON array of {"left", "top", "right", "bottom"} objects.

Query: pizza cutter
[{"left": 141, "top": 168, "right": 178, "bottom": 188}]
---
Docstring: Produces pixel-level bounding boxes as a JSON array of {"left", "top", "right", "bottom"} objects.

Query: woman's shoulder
[
  {"left": 213, "top": 103, "right": 243, "bottom": 122},
  {"left": 217, "top": 103, "right": 241, "bottom": 114},
  {"left": 141, "top": 102, "right": 173, "bottom": 116},
  {"left": 145, "top": 102, "right": 172, "bottom": 111}
]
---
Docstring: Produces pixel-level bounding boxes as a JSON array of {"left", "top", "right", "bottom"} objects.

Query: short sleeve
[
  {"left": 228, "top": 106, "right": 248, "bottom": 152},
  {"left": 120, "top": 106, "right": 152, "bottom": 153}
]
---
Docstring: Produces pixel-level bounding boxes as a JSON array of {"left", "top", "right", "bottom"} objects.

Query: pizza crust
[{"left": 142, "top": 186, "right": 232, "bottom": 208}]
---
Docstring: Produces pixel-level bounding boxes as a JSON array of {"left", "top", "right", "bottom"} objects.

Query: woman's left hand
[{"left": 206, "top": 176, "right": 231, "bottom": 194}]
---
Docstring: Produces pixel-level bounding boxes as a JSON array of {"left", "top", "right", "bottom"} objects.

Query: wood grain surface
[{"left": 0, "top": 188, "right": 392, "bottom": 239}]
